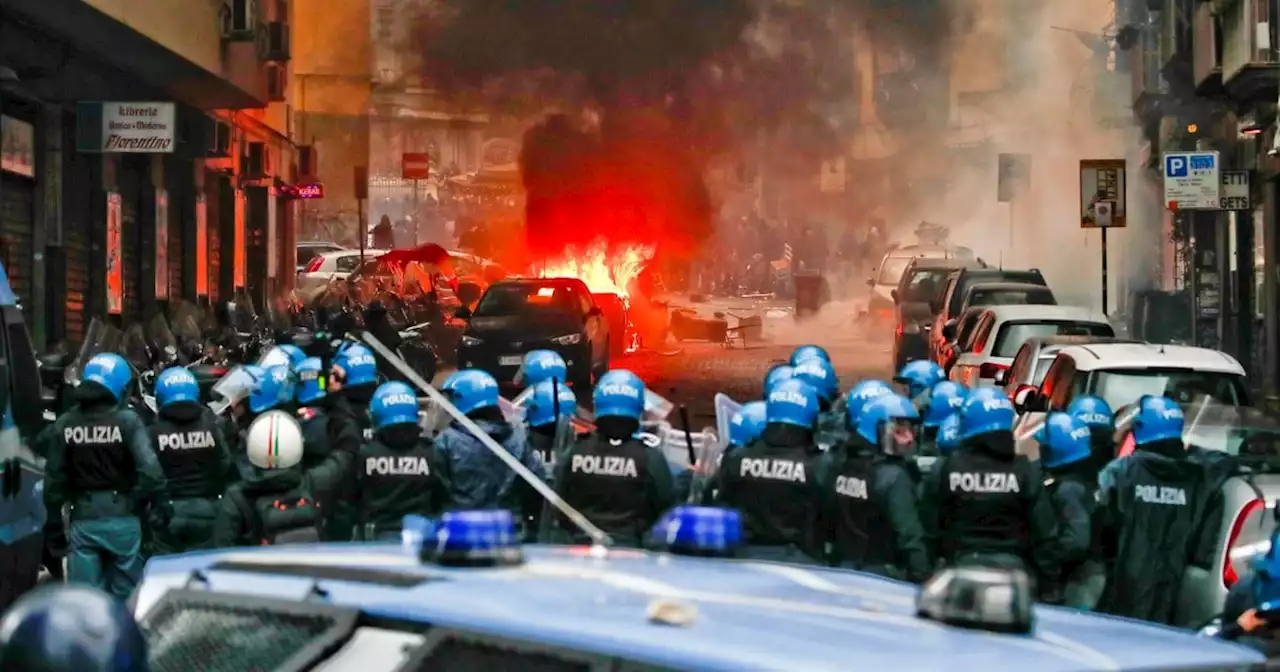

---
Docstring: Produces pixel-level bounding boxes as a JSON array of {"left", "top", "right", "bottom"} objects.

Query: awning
[{"left": 0, "top": 0, "right": 262, "bottom": 109}]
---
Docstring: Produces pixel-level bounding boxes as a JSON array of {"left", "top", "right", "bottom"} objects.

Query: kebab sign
[{"left": 76, "top": 102, "right": 176, "bottom": 153}]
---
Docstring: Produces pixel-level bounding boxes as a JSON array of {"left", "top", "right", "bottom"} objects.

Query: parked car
[
  {"left": 999, "top": 335, "right": 1141, "bottom": 399},
  {"left": 957, "top": 282, "right": 1057, "bottom": 314},
  {"left": 929, "top": 267, "right": 1048, "bottom": 364},
  {"left": 891, "top": 257, "right": 979, "bottom": 370},
  {"left": 296, "top": 249, "right": 391, "bottom": 300},
  {"left": 937, "top": 305, "right": 989, "bottom": 376},
  {"left": 455, "top": 277, "right": 611, "bottom": 390},
  {"left": 296, "top": 241, "right": 348, "bottom": 274},
  {"left": 867, "top": 245, "right": 977, "bottom": 323},
  {"left": 949, "top": 305, "right": 1113, "bottom": 388}
]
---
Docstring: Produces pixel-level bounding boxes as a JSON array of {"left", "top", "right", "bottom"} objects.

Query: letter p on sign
[{"left": 1166, "top": 155, "right": 1187, "bottom": 177}]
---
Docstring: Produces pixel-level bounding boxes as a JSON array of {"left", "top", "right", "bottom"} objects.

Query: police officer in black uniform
[
  {"left": 354, "top": 382, "right": 451, "bottom": 540},
  {"left": 321, "top": 343, "right": 380, "bottom": 541},
  {"left": 1096, "top": 395, "right": 1209, "bottom": 624},
  {"left": 820, "top": 393, "right": 930, "bottom": 581},
  {"left": 714, "top": 378, "right": 827, "bottom": 564},
  {"left": 551, "top": 370, "right": 674, "bottom": 547},
  {"left": 923, "top": 388, "right": 1061, "bottom": 598},
  {"left": 148, "top": 367, "right": 232, "bottom": 554}
]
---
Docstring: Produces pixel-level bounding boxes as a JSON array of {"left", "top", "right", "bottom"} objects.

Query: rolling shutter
[
  {"left": 61, "top": 122, "right": 91, "bottom": 344},
  {"left": 0, "top": 172, "right": 34, "bottom": 321}
]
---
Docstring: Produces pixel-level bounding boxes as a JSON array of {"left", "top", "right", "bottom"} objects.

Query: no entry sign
[{"left": 402, "top": 153, "right": 431, "bottom": 180}]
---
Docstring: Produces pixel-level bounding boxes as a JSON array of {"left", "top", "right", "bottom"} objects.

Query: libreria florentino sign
[{"left": 76, "top": 102, "right": 176, "bottom": 153}]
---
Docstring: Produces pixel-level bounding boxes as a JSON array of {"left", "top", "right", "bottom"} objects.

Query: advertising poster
[
  {"left": 155, "top": 188, "right": 169, "bottom": 299},
  {"left": 234, "top": 189, "right": 246, "bottom": 288},
  {"left": 106, "top": 192, "right": 123, "bottom": 314},
  {"left": 195, "top": 195, "right": 208, "bottom": 297}
]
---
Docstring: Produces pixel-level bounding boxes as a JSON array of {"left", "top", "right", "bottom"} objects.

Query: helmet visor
[
  {"left": 208, "top": 366, "right": 260, "bottom": 415},
  {"left": 879, "top": 417, "right": 921, "bottom": 457}
]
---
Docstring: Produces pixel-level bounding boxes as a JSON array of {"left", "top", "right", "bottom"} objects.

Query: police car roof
[
  {"left": 1055, "top": 342, "right": 1245, "bottom": 375},
  {"left": 140, "top": 544, "right": 1261, "bottom": 671}
]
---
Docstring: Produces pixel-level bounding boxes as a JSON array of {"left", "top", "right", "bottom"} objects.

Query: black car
[
  {"left": 891, "top": 257, "right": 980, "bottom": 370},
  {"left": 455, "top": 277, "right": 611, "bottom": 390},
  {"left": 929, "top": 267, "right": 1047, "bottom": 364}
]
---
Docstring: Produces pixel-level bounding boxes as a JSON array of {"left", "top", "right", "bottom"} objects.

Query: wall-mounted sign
[
  {"left": 155, "top": 189, "right": 170, "bottom": 299},
  {"left": 195, "top": 195, "right": 208, "bottom": 297},
  {"left": 1079, "top": 159, "right": 1127, "bottom": 228},
  {"left": 234, "top": 189, "right": 246, "bottom": 288},
  {"left": 0, "top": 115, "right": 34, "bottom": 177},
  {"left": 76, "top": 102, "right": 176, "bottom": 153},
  {"left": 106, "top": 192, "right": 123, "bottom": 314},
  {"left": 287, "top": 183, "right": 324, "bottom": 199}
]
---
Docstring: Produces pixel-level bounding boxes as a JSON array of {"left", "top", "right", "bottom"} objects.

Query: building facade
[
  {"left": 1123, "top": 0, "right": 1276, "bottom": 390},
  {"left": 0, "top": 0, "right": 302, "bottom": 348}
]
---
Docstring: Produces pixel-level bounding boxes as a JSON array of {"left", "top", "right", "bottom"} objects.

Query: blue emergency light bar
[
  {"left": 649, "top": 506, "right": 742, "bottom": 558},
  {"left": 402, "top": 510, "right": 523, "bottom": 567}
]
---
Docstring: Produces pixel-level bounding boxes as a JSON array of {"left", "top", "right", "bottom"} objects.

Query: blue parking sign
[{"left": 1165, "top": 155, "right": 1187, "bottom": 177}]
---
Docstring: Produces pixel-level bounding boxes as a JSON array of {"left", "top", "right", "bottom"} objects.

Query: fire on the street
[{"left": 532, "top": 239, "right": 654, "bottom": 297}]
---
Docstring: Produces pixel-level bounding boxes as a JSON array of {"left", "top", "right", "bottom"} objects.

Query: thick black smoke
[{"left": 414, "top": 0, "right": 954, "bottom": 260}]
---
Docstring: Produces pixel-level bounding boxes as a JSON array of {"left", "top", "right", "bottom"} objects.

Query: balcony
[
  {"left": 1221, "top": 0, "right": 1280, "bottom": 103},
  {"left": 1193, "top": 2, "right": 1225, "bottom": 94}
]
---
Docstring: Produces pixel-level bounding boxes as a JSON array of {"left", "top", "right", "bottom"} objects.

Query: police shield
[
  {"left": 713, "top": 393, "right": 743, "bottom": 452},
  {"left": 509, "top": 388, "right": 595, "bottom": 434},
  {"left": 1014, "top": 414, "right": 1046, "bottom": 461},
  {"left": 208, "top": 366, "right": 263, "bottom": 416}
]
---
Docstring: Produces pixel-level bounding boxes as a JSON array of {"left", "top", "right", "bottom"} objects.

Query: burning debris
[{"left": 533, "top": 239, "right": 655, "bottom": 298}]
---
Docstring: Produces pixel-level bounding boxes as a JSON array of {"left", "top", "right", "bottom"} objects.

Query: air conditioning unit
[
  {"left": 244, "top": 142, "right": 272, "bottom": 180},
  {"left": 266, "top": 21, "right": 290, "bottom": 61},
  {"left": 266, "top": 63, "right": 287, "bottom": 102},
  {"left": 221, "top": 0, "right": 257, "bottom": 40}
]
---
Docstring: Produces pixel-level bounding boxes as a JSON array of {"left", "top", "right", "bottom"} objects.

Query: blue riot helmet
[
  {"left": 594, "top": 369, "right": 646, "bottom": 420},
  {"left": 81, "top": 353, "right": 132, "bottom": 402},
  {"left": 844, "top": 380, "right": 894, "bottom": 429},
  {"left": 526, "top": 379, "right": 577, "bottom": 428},
  {"left": 0, "top": 584, "right": 149, "bottom": 672},
  {"left": 763, "top": 365, "right": 795, "bottom": 396},
  {"left": 792, "top": 358, "right": 839, "bottom": 404},
  {"left": 154, "top": 366, "right": 200, "bottom": 408},
  {"left": 1067, "top": 395, "right": 1115, "bottom": 430},
  {"left": 1251, "top": 529, "right": 1280, "bottom": 612},
  {"left": 440, "top": 370, "right": 465, "bottom": 393},
  {"left": 370, "top": 381, "right": 421, "bottom": 429},
  {"left": 295, "top": 357, "right": 325, "bottom": 405},
  {"left": 248, "top": 364, "right": 297, "bottom": 414},
  {"left": 517, "top": 349, "right": 568, "bottom": 387},
  {"left": 448, "top": 369, "right": 501, "bottom": 415},
  {"left": 957, "top": 388, "right": 1016, "bottom": 440},
  {"left": 729, "top": 401, "right": 768, "bottom": 446},
  {"left": 937, "top": 414, "right": 962, "bottom": 454},
  {"left": 921, "top": 380, "right": 968, "bottom": 428},
  {"left": 895, "top": 360, "right": 946, "bottom": 401},
  {"left": 856, "top": 393, "right": 921, "bottom": 455},
  {"left": 259, "top": 344, "right": 306, "bottom": 369},
  {"left": 790, "top": 345, "right": 830, "bottom": 366},
  {"left": 1131, "top": 395, "right": 1185, "bottom": 447},
  {"left": 1034, "top": 412, "right": 1093, "bottom": 470},
  {"left": 332, "top": 342, "right": 378, "bottom": 387},
  {"left": 765, "top": 379, "right": 820, "bottom": 429}
]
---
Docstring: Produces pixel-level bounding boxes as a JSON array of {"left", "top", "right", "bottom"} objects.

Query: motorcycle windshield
[
  {"left": 265, "top": 294, "right": 293, "bottom": 333},
  {"left": 208, "top": 365, "right": 261, "bottom": 415},
  {"left": 65, "top": 318, "right": 125, "bottom": 385},
  {"left": 170, "top": 300, "right": 204, "bottom": 348},
  {"left": 148, "top": 313, "right": 179, "bottom": 363},
  {"left": 121, "top": 324, "right": 150, "bottom": 372},
  {"left": 231, "top": 290, "right": 258, "bottom": 331}
]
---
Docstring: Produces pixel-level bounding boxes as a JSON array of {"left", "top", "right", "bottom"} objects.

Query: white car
[
  {"left": 1013, "top": 342, "right": 1250, "bottom": 447},
  {"left": 296, "top": 249, "right": 391, "bottom": 300},
  {"left": 949, "top": 305, "right": 1114, "bottom": 388},
  {"left": 866, "top": 244, "right": 975, "bottom": 320}
]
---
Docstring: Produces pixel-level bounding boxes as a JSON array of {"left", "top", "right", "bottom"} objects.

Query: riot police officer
[
  {"left": 1096, "top": 395, "right": 1209, "bottom": 624},
  {"left": 294, "top": 357, "right": 332, "bottom": 470},
  {"left": 552, "top": 370, "right": 674, "bottom": 547},
  {"left": 923, "top": 387, "right": 1061, "bottom": 597},
  {"left": 820, "top": 393, "right": 930, "bottom": 581},
  {"left": 43, "top": 353, "right": 166, "bottom": 599},
  {"left": 1035, "top": 411, "right": 1104, "bottom": 609},
  {"left": 1220, "top": 527, "right": 1280, "bottom": 656},
  {"left": 148, "top": 367, "right": 233, "bottom": 554},
  {"left": 790, "top": 344, "right": 830, "bottom": 367},
  {"left": 524, "top": 379, "right": 579, "bottom": 474},
  {"left": 794, "top": 358, "right": 842, "bottom": 451},
  {"left": 354, "top": 382, "right": 451, "bottom": 540},
  {"left": 763, "top": 364, "right": 795, "bottom": 398},
  {"left": 714, "top": 378, "right": 826, "bottom": 563},
  {"left": 895, "top": 360, "right": 946, "bottom": 406},
  {"left": 321, "top": 343, "right": 381, "bottom": 541},
  {"left": 919, "top": 380, "right": 967, "bottom": 455},
  {"left": 844, "top": 380, "right": 894, "bottom": 429},
  {"left": 517, "top": 349, "right": 568, "bottom": 388},
  {"left": 436, "top": 369, "right": 546, "bottom": 524},
  {"left": 0, "top": 584, "right": 150, "bottom": 672},
  {"left": 1066, "top": 395, "right": 1115, "bottom": 472},
  {"left": 727, "top": 401, "right": 767, "bottom": 454}
]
